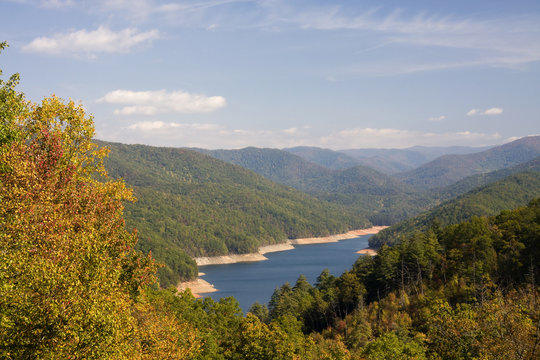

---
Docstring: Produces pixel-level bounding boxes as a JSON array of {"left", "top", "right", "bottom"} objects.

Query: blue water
[{"left": 198, "top": 235, "right": 371, "bottom": 312}]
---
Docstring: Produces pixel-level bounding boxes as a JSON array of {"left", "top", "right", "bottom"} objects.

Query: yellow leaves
[
  {"left": 132, "top": 299, "right": 202, "bottom": 359},
  {"left": 0, "top": 93, "right": 198, "bottom": 358}
]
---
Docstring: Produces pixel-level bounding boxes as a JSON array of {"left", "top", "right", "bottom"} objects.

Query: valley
[
  {"left": 99, "top": 136, "right": 540, "bottom": 292},
  {"left": 4, "top": 2, "right": 540, "bottom": 356}
]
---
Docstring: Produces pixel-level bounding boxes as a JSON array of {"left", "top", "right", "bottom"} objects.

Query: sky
[{"left": 1, "top": 0, "right": 539, "bottom": 149}]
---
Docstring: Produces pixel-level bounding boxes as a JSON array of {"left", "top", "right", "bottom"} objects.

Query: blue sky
[{"left": 1, "top": 0, "right": 539, "bottom": 149}]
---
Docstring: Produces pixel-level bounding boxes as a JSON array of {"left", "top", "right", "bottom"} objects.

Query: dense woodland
[
  {"left": 371, "top": 170, "right": 540, "bottom": 247},
  {"left": 102, "top": 141, "right": 369, "bottom": 286},
  {"left": 194, "top": 146, "right": 437, "bottom": 224},
  {"left": 258, "top": 198, "right": 540, "bottom": 359},
  {"left": 2, "top": 42, "right": 540, "bottom": 359}
]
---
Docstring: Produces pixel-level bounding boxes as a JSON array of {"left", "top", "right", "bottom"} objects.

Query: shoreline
[
  {"left": 178, "top": 225, "right": 387, "bottom": 296},
  {"left": 194, "top": 226, "right": 387, "bottom": 266},
  {"left": 356, "top": 248, "right": 378, "bottom": 256},
  {"left": 176, "top": 272, "right": 217, "bottom": 298}
]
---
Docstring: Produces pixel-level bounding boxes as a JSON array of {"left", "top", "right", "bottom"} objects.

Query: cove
[{"left": 198, "top": 234, "right": 372, "bottom": 312}]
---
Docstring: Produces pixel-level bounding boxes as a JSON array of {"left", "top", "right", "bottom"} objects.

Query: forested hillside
[
  {"left": 370, "top": 171, "right": 540, "bottom": 247},
  {"left": 102, "top": 141, "right": 370, "bottom": 286},
  {"left": 339, "top": 145, "right": 489, "bottom": 174},
  {"left": 194, "top": 146, "right": 336, "bottom": 190},
  {"left": 195, "top": 146, "right": 435, "bottom": 224},
  {"left": 284, "top": 146, "right": 362, "bottom": 170},
  {"left": 261, "top": 199, "right": 540, "bottom": 359},
  {"left": 397, "top": 135, "right": 540, "bottom": 189},
  {"left": 433, "top": 155, "right": 540, "bottom": 200}
]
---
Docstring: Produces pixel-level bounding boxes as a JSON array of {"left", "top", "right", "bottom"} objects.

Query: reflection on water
[{"left": 199, "top": 235, "right": 372, "bottom": 312}]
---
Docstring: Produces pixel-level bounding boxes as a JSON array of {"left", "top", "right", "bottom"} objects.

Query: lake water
[{"left": 198, "top": 235, "right": 371, "bottom": 312}]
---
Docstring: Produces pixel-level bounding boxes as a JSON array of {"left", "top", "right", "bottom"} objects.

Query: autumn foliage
[{"left": 0, "top": 43, "right": 200, "bottom": 359}]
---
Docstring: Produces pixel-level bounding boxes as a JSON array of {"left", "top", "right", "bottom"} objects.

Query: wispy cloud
[
  {"left": 96, "top": 0, "right": 250, "bottom": 22},
  {"left": 41, "top": 0, "right": 74, "bottom": 7},
  {"left": 428, "top": 115, "right": 446, "bottom": 122},
  {"left": 467, "top": 107, "right": 504, "bottom": 116},
  {"left": 5, "top": 0, "right": 74, "bottom": 7},
  {"left": 270, "top": 4, "right": 540, "bottom": 73},
  {"left": 22, "top": 26, "right": 159, "bottom": 57},
  {"left": 29, "top": 1, "right": 538, "bottom": 73},
  {"left": 100, "top": 89, "right": 226, "bottom": 115}
]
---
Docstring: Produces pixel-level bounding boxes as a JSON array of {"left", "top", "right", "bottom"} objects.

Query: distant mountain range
[
  {"left": 98, "top": 135, "right": 540, "bottom": 286},
  {"left": 283, "top": 146, "right": 363, "bottom": 170},
  {"left": 433, "top": 155, "right": 540, "bottom": 201},
  {"left": 283, "top": 145, "right": 490, "bottom": 174},
  {"left": 338, "top": 145, "right": 491, "bottom": 174},
  {"left": 396, "top": 135, "right": 540, "bottom": 189},
  {"left": 192, "top": 147, "right": 435, "bottom": 224}
]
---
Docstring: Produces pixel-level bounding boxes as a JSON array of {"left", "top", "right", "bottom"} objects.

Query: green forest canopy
[{"left": 102, "top": 141, "right": 370, "bottom": 286}]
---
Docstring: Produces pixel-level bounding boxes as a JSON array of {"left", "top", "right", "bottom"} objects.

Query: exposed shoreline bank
[
  {"left": 356, "top": 248, "right": 378, "bottom": 256},
  {"left": 176, "top": 272, "right": 217, "bottom": 298},
  {"left": 178, "top": 226, "right": 387, "bottom": 296},
  {"left": 193, "top": 226, "right": 387, "bottom": 266}
]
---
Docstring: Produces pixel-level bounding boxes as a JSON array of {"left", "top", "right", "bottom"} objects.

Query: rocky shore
[{"left": 179, "top": 226, "right": 387, "bottom": 296}]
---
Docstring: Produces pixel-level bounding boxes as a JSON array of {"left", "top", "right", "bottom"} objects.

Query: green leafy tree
[
  {"left": 362, "top": 331, "right": 427, "bottom": 360},
  {"left": 249, "top": 301, "right": 270, "bottom": 323}
]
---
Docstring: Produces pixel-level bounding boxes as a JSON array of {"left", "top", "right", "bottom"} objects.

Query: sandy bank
[
  {"left": 356, "top": 248, "right": 378, "bottom": 256},
  {"left": 195, "top": 253, "right": 268, "bottom": 266},
  {"left": 290, "top": 226, "right": 387, "bottom": 245},
  {"left": 176, "top": 272, "right": 217, "bottom": 298},
  {"left": 259, "top": 242, "right": 295, "bottom": 254}
]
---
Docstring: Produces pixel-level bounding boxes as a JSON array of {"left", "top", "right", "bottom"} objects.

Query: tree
[
  {"left": 0, "top": 42, "right": 25, "bottom": 147},
  {"left": 221, "top": 314, "right": 300, "bottom": 360},
  {"left": 362, "top": 331, "right": 427, "bottom": 360},
  {"left": 0, "top": 46, "right": 200, "bottom": 358},
  {"left": 249, "top": 301, "right": 270, "bottom": 323}
]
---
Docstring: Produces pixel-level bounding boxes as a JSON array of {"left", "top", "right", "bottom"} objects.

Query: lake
[{"left": 198, "top": 234, "right": 372, "bottom": 312}]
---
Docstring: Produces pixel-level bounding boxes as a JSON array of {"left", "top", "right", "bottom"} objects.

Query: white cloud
[
  {"left": 29, "top": 2, "right": 537, "bottom": 73},
  {"left": 483, "top": 107, "right": 504, "bottom": 115},
  {"left": 128, "top": 121, "right": 182, "bottom": 131},
  {"left": 319, "top": 127, "right": 502, "bottom": 149},
  {"left": 100, "top": 89, "right": 226, "bottom": 115},
  {"left": 428, "top": 115, "right": 446, "bottom": 122},
  {"left": 127, "top": 121, "right": 222, "bottom": 132},
  {"left": 110, "top": 121, "right": 507, "bottom": 149},
  {"left": 467, "top": 107, "right": 503, "bottom": 116},
  {"left": 22, "top": 26, "right": 160, "bottom": 57}
]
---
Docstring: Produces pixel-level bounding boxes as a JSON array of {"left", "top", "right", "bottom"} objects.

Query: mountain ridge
[{"left": 396, "top": 135, "right": 540, "bottom": 189}]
